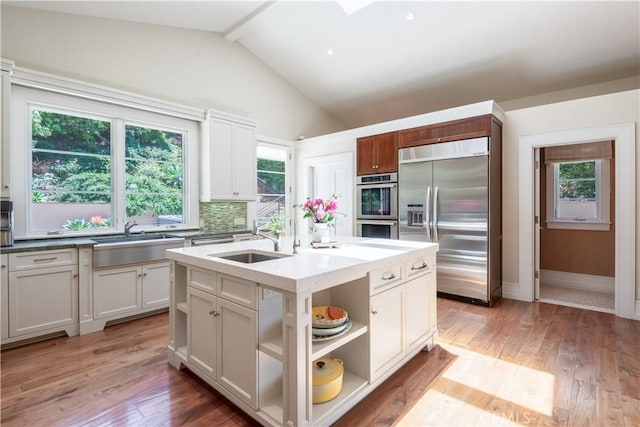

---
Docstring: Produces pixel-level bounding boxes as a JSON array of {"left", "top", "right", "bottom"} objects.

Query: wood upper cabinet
[
  {"left": 399, "top": 115, "right": 493, "bottom": 148},
  {"left": 357, "top": 131, "right": 398, "bottom": 175}
]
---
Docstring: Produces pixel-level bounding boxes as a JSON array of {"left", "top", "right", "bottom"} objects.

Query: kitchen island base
[{"left": 166, "top": 237, "right": 438, "bottom": 426}]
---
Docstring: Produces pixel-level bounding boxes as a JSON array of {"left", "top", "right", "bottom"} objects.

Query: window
[
  {"left": 254, "top": 142, "right": 291, "bottom": 232},
  {"left": 545, "top": 142, "right": 611, "bottom": 231},
  {"left": 13, "top": 86, "right": 198, "bottom": 237}
]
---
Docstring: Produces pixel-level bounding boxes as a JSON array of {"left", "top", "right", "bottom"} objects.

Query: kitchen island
[{"left": 166, "top": 236, "right": 438, "bottom": 426}]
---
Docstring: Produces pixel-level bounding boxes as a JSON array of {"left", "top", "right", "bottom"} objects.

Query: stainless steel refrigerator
[{"left": 398, "top": 137, "right": 501, "bottom": 306}]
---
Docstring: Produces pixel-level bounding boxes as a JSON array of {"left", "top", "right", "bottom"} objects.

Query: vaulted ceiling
[{"left": 6, "top": 1, "right": 640, "bottom": 128}]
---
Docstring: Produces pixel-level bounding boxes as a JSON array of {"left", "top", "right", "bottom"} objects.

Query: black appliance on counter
[{"left": 1, "top": 200, "right": 13, "bottom": 247}]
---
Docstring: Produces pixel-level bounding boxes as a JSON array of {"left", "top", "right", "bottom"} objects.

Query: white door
[
  {"left": 93, "top": 265, "right": 140, "bottom": 319},
  {"left": 303, "top": 153, "right": 354, "bottom": 237}
]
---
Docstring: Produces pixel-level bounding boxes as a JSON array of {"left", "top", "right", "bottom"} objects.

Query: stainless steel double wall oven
[{"left": 355, "top": 172, "right": 398, "bottom": 239}]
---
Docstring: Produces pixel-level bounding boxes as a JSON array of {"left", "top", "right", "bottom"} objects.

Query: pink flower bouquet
[{"left": 296, "top": 195, "right": 340, "bottom": 223}]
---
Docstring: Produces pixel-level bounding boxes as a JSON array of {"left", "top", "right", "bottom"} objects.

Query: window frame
[
  {"left": 545, "top": 157, "right": 611, "bottom": 231},
  {"left": 12, "top": 85, "right": 199, "bottom": 239},
  {"left": 250, "top": 138, "right": 293, "bottom": 235}
]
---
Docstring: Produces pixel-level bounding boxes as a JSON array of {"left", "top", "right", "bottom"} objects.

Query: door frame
[{"left": 518, "top": 123, "right": 636, "bottom": 319}]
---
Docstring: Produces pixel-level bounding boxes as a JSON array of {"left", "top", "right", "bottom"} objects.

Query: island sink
[{"left": 212, "top": 249, "right": 292, "bottom": 264}]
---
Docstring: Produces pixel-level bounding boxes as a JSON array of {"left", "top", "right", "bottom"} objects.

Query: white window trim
[
  {"left": 11, "top": 85, "right": 200, "bottom": 239},
  {"left": 10, "top": 63, "right": 205, "bottom": 121},
  {"left": 545, "top": 158, "right": 611, "bottom": 231},
  {"left": 250, "top": 135, "right": 294, "bottom": 234}
]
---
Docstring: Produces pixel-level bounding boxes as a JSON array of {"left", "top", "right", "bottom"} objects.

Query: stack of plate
[{"left": 312, "top": 306, "right": 352, "bottom": 342}]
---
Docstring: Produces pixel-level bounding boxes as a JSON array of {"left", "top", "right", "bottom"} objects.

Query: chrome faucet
[
  {"left": 252, "top": 220, "right": 280, "bottom": 252},
  {"left": 124, "top": 220, "right": 138, "bottom": 235},
  {"left": 284, "top": 215, "right": 301, "bottom": 254}
]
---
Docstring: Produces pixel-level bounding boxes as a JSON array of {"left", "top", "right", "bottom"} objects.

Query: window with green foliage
[
  {"left": 546, "top": 156, "right": 610, "bottom": 231},
  {"left": 255, "top": 144, "right": 289, "bottom": 231},
  {"left": 13, "top": 85, "right": 197, "bottom": 237},
  {"left": 124, "top": 124, "right": 183, "bottom": 220}
]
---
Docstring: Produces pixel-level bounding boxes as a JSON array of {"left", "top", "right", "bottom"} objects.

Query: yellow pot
[{"left": 312, "top": 358, "right": 344, "bottom": 404}]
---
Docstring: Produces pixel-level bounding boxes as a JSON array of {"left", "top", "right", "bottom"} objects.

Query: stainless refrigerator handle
[
  {"left": 425, "top": 186, "right": 431, "bottom": 241},
  {"left": 433, "top": 186, "right": 439, "bottom": 242}
]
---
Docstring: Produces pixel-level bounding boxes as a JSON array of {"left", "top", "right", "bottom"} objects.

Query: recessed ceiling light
[
  {"left": 406, "top": 12, "right": 415, "bottom": 21},
  {"left": 327, "top": 49, "right": 334, "bottom": 56}
]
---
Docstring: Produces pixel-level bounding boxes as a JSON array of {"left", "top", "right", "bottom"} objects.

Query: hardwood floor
[{"left": 1, "top": 298, "right": 638, "bottom": 426}]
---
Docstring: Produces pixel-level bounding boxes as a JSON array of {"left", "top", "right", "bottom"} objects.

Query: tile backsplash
[{"left": 199, "top": 202, "right": 248, "bottom": 233}]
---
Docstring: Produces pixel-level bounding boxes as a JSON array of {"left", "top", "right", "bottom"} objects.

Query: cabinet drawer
[
  {"left": 217, "top": 274, "right": 257, "bottom": 309},
  {"left": 405, "top": 253, "right": 436, "bottom": 279},
  {"left": 9, "top": 249, "right": 77, "bottom": 271},
  {"left": 188, "top": 267, "right": 217, "bottom": 295},
  {"left": 369, "top": 264, "right": 403, "bottom": 295}
]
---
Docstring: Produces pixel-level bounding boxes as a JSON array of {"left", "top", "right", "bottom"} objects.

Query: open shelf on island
[
  {"left": 312, "top": 370, "right": 368, "bottom": 425},
  {"left": 259, "top": 396, "right": 283, "bottom": 426},
  {"left": 311, "top": 321, "right": 367, "bottom": 361},
  {"left": 176, "top": 302, "right": 187, "bottom": 313},
  {"left": 259, "top": 335, "right": 284, "bottom": 361}
]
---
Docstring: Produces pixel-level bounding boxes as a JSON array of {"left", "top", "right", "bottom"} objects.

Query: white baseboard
[{"left": 540, "top": 269, "right": 614, "bottom": 294}]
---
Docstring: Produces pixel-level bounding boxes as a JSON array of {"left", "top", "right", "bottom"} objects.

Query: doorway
[
  {"left": 518, "top": 123, "right": 636, "bottom": 319},
  {"left": 535, "top": 142, "right": 615, "bottom": 313},
  {"left": 301, "top": 152, "right": 354, "bottom": 237}
]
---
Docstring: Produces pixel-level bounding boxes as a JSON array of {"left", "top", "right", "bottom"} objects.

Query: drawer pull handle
[
  {"left": 411, "top": 262, "right": 428, "bottom": 271},
  {"left": 34, "top": 257, "right": 58, "bottom": 262},
  {"left": 381, "top": 273, "right": 396, "bottom": 281}
]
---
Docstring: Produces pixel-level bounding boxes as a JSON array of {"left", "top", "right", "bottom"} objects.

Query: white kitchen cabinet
[
  {"left": 370, "top": 284, "right": 405, "bottom": 379},
  {"left": 202, "top": 110, "right": 257, "bottom": 201},
  {"left": 187, "top": 285, "right": 216, "bottom": 379},
  {"left": 369, "top": 252, "right": 437, "bottom": 380},
  {"left": 1, "top": 59, "right": 14, "bottom": 198},
  {"left": 142, "top": 262, "right": 171, "bottom": 309},
  {"left": 93, "top": 265, "right": 140, "bottom": 319},
  {"left": 1, "top": 254, "right": 8, "bottom": 340},
  {"left": 184, "top": 267, "right": 258, "bottom": 410},
  {"left": 93, "top": 261, "right": 170, "bottom": 321},
  {"left": 6, "top": 249, "right": 78, "bottom": 339}
]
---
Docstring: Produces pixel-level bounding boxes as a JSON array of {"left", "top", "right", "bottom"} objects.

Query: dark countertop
[
  {"left": 0, "top": 229, "right": 254, "bottom": 254},
  {"left": 0, "top": 237, "right": 98, "bottom": 254}
]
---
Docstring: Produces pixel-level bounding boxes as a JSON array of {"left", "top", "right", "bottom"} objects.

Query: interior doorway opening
[
  {"left": 518, "top": 123, "right": 636, "bottom": 319},
  {"left": 534, "top": 142, "right": 615, "bottom": 313}
]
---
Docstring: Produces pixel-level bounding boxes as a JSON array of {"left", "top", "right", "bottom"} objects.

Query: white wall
[
  {"left": 0, "top": 6, "right": 344, "bottom": 140},
  {"left": 502, "top": 89, "right": 640, "bottom": 305}
]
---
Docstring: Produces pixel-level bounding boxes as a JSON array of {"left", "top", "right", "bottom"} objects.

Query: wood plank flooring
[{"left": 1, "top": 298, "right": 638, "bottom": 426}]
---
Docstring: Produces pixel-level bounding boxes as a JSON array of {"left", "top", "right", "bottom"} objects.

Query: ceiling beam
[{"left": 224, "top": 0, "right": 278, "bottom": 42}]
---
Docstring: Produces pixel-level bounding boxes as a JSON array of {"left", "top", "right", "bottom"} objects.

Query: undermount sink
[{"left": 212, "top": 250, "right": 292, "bottom": 264}]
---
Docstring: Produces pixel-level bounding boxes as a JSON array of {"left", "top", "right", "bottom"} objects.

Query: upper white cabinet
[
  {"left": 1, "top": 59, "right": 14, "bottom": 199},
  {"left": 201, "top": 110, "right": 256, "bottom": 201}
]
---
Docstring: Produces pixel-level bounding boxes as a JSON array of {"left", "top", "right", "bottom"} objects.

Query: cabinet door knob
[
  {"left": 209, "top": 309, "right": 215, "bottom": 315},
  {"left": 138, "top": 274, "right": 143, "bottom": 278},
  {"left": 371, "top": 309, "right": 378, "bottom": 315}
]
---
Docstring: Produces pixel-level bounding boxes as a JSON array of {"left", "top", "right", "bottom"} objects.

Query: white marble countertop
[{"left": 165, "top": 236, "right": 438, "bottom": 293}]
